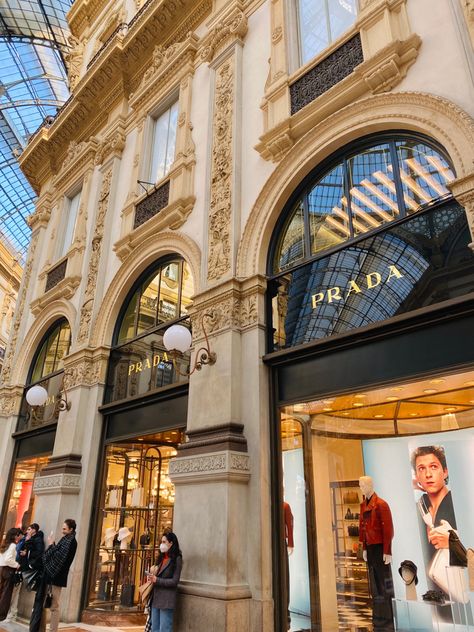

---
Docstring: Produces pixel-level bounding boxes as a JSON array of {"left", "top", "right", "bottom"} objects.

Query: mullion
[
  {"left": 342, "top": 157, "right": 355, "bottom": 238},
  {"left": 389, "top": 140, "right": 407, "bottom": 218}
]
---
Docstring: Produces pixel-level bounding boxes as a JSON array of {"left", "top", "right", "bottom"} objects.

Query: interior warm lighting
[
  {"left": 423, "top": 389, "right": 438, "bottom": 394},
  {"left": 374, "top": 414, "right": 385, "bottom": 418},
  {"left": 441, "top": 413, "right": 459, "bottom": 430},
  {"left": 404, "top": 158, "right": 447, "bottom": 197},
  {"left": 353, "top": 403, "right": 364, "bottom": 407},
  {"left": 386, "top": 396, "right": 398, "bottom": 401},
  {"left": 430, "top": 379, "right": 445, "bottom": 384},
  {"left": 444, "top": 407, "right": 457, "bottom": 412}
]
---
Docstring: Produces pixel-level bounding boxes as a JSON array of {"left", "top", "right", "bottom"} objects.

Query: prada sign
[{"left": 311, "top": 265, "right": 403, "bottom": 309}]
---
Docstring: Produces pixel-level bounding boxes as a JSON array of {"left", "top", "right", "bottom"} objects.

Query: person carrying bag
[{"left": 0, "top": 528, "right": 22, "bottom": 620}]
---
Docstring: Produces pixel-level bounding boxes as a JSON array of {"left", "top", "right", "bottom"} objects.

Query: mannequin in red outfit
[
  {"left": 283, "top": 502, "right": 294, "bottom": 631},
  {"left": 359, "top": 476, "right": 395, "bottom": 632}
]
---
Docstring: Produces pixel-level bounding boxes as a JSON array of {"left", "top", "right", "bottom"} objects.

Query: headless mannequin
[
  {"left": 359, "top": 476, "right": 392, "bottom": 564},
  {"left": 401, "top": 568, "right": 417, "bottom": 601},
  {"left": 359, "top": 475, "right": 395, "bottom": 632}
]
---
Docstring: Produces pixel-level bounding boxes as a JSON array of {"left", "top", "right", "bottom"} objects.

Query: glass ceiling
[{"left": 0, "top": 0, "right": 72, "bottom": 264}]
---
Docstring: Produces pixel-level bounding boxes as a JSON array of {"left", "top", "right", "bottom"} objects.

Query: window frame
[
  {"left": 28, "top": 318, "right": 71, "bottom": 385},
  {"left": 268, "top": 132, "right": 455, "bottom": 278},
  {"left": 293, "top": 0, "right": 359, "bottom": 68},
  {"left": 56, "top": 185, "right": 82, "bottom": 261},
  {"left": 142, "top": 93, "right": 180, "bottom": 188}
]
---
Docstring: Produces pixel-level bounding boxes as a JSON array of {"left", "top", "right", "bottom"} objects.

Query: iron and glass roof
[{"left": 0, "top": 0, "right": 72, "bottom": 263}]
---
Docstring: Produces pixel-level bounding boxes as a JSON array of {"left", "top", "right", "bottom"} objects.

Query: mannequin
[
  {"left": 283, "top": 501, "right": 294, "bottom": 631},
  {"left": 118, "top": 526, "right": 133, "bottom": 550},
  {"left": 103, "top": 527, "right": 116, "bottom": 549},
  {"left": 398, "top": 560, "right": 418, "bottom": 601},
  {"left": 359, "top": 476, "right": 395, "bottom": 631}
]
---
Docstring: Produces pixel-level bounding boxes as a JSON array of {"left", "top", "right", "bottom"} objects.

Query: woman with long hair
[
  {"left": 0, "top": 527, "right": 21, "bottom": 620},
  {"left": 147, "top": 532, "right": 183, "bottom": 632}
]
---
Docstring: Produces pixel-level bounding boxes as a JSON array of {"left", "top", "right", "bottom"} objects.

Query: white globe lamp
[
  {"left": 163, "top": 324, "right": 192, "bottom": 354},
  {"left": 26, "top": 384, "right": 48, "bottom": 407}
]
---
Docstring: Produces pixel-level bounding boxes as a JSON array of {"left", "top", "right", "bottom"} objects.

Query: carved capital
[
  {"left": 33, "top": 473, "right": 82, "bottom": 495},
  {"left": 63, "top": 347, "right": 109, "bottom": 389},
  {"left": 95, "top": 121, "right": 126, "bottom": 165},
  {"left": 169, "top": 450, "right": 250, "bottom": 485},
  {"left": 450, "top": 172, "right": 474, "bottom": 247}
]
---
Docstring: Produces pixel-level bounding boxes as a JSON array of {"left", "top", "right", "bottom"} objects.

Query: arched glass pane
[
  {"left": 116, "top": 259, "right": 194, "bottom": 344},
  {"left": 395, "top": 140, "right": 455, "bottom": 213},
  {"left": 118, "top": 292, "right": 138, "bottom": 343},
  {"left": 30, "top": 321, "right": 71, "bottom": 382},
  {"left": 180, "top": 262, "right": 194, "bottom": 316},
  {"left": 347, "top": 143, "right": 399, "bottom": 236},
  {"left": 275, "top": 201, "right": 306, "bottom": 272},
  {"left": 137, "top": 272, "right": 160, "bottom": 335},
  {"left": 158, "top": 262, "right": 179, "bottom": 323},
  {"left": 309, "top": 161, "right": 348, "bottom": 255}
]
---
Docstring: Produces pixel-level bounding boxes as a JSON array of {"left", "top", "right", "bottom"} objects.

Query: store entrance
[
  {"left": 86, "top": 429, "right": 184, "bottom": 618},
  {"left": 280, "top": 368, "right": 474, "bottom": 631}
]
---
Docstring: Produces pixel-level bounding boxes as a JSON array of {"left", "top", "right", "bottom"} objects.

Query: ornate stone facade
[
  {"left": 77, "top": 168, "right": 113, "bottom": 344},
  {"left": 207, "top": 60, "right": 235, "bottom": 282}
]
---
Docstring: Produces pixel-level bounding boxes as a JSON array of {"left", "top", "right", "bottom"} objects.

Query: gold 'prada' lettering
[
  {"left": 311, "top": 264, "right": 404, "bottom": 310},
  {"left": 128, "top": 351, "right": 172, "bottom": 374}
]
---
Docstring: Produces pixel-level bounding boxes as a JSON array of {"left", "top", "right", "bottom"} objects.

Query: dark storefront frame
[{"left": 264, "top": 132, "right": 474, "bottom": 632}]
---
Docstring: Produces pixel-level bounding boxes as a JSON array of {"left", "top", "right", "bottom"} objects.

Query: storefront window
[
  {"left": 280, "top": 368, "right": 474, "bottom": 631},
  {"left": 88, "top": 430, "right": 184, "bottom": 611},
  {"left": 17, "top": 319, "right": 71, "bottom": 432},
  {"left": 117, "top": 259, "right": 193, "bottom": 345},
  {"left": 272, "top": 135, "right": 455, "bottom": 274},
  {"left": 2, "top": 456, "right": 49, "bottom": 536}
]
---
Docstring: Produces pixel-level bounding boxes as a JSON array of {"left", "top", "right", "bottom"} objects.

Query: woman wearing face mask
[{"left": 147, "top": 532, "right": 182, "bottom": 632}]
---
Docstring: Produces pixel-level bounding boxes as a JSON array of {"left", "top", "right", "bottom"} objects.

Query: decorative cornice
[
  {"left": 30, "top": 275, "right": 81, "bottom": 316},
  {"left": 256, "top": 32, "right": 421, "bottom": 162},
  {"left": 200, "top": 7, "right": 248, "bottom": 63},
  {"left": 19, "top": 0, "right": 212, "bottom": 193},
  {"left": 0, "top": 386, "right": 23, "bottom": 418},
  {"left": 33, "top": 473, "right": 82, "bottom": 495},
  {"left": 114, "top": 194, "right": 195, "bottom": 262},
  {"left": 449, "top": 172, "right": 474, "bottom": 249},
  {"left": 27, "top": 191, "right": 53, "bottom": 230},
  {"left": 129, "top": 33, "right": 199, "bottom": 113},
  {"left": 169, "top": 450, "right": 250, "bottom": 484},
  {"left": 52, "top": 138, "right": 99, "bottom": 191}
]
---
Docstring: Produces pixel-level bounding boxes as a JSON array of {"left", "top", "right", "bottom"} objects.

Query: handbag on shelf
[
  {"left": 120, "top": 582, "right": 135, "bottom": 607},
  {"left": 343, "top": 491, "right": 360, "bottom": 504},
  {"left": 347, "top": 524, "right": 359, "bottom": 537}
]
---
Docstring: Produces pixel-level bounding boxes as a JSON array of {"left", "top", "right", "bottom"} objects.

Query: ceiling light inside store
[
  {"left": 423, "top": 389, "right": 438, "bottom": 394},
  {"left": 430, "top": 379, "right": 445, "bottom": 384},
  {"left": 353, "top": 403, "right": 364, "bottom": 407},
  {"left": 386, "top": 396, "right": 398, "bottom": 401},
  {"left": 463, "top": 381, "right": 474, "bottom": 387},
  {"left": 374, "top": 414, "right": 385, "bottom": 418},
  {"left": 444, "top": 407, "right": 457, "bottom": 412}
]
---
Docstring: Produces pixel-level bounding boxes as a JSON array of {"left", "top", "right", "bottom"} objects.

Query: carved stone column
[{"left": 450, "top": 172, "right": 474, "bottom": 250}]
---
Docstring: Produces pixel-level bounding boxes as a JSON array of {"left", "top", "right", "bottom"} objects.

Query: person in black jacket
[
  {"left": 18, "top": 524, "right": 44, "bottom": 572},
  {"left": 29, "top": 520, "right": 77, "bottom": 632}
]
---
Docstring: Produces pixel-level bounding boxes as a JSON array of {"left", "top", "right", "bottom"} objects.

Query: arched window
[
  {"left": 30, "top": 319, "right": 71, "bottom": 383},
  {"left": 272, "top": 134, "right": 455, "bottom": 274},
  {"left": 115, "top": 258, "right": 194, "bottom": 345}
]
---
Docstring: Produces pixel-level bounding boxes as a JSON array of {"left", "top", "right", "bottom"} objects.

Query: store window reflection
[
  {"left": 279, "top": 368, "right": 474, "bottom": 631},
  {"left": 88, "top": 430, "right": 184, "bottom": 611},
  {"left": 2, "top": 457, "right": 49, "bottom": 535},
  {"left": 273, "top": 134, "right": 455, "bottom": 275}
]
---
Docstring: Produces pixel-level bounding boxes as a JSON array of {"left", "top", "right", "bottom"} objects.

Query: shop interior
[
  {"left": 3, "top": 455, "right": 49, "bottom": 535},
  {"left": 281, "top": 368, "right": 474, "bottom": 631},
  {"left": 88, "top": 429, "right": 183, "bottom": 611}
]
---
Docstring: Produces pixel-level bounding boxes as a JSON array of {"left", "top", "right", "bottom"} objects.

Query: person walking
[
  {"left": 147, "top": 532, "right": 183, "bottom": 632},
  {"left": 29, "top": 519, "right": 77, "bottom": 632},
  {"left": 0, "top": 528, "right": 22, "bottom": 620}
]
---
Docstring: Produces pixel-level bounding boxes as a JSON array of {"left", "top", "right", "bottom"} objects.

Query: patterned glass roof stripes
[{"left": 0, "top": 0, "right": 72, "bottom": 263}]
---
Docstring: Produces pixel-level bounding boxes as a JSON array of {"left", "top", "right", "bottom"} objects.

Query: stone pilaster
[{"left": 450, "top": 171, "right": 474, "bottom": 250}]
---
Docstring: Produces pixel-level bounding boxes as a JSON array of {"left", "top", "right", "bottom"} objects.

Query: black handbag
[
  {"left": 22, "top": 568, "right": 43, "bottom": 592},
  {"left": 449, "top": 530, "right": 467, "bottom": 567},
  {"left": 13, "top": 570, "right": 23, "bottom": 586}
]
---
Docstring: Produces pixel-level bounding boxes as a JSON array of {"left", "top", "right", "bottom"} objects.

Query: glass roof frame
[{"left": 0, "top": 0, "right": 73, "bottom": 264}]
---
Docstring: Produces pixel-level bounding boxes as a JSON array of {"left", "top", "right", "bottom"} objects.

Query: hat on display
[
  {"left": 118, "top": 527, "right": 132, "bottom": 541},
  {"left": 398, "top": 559, "right": 418, "bottom": 585},
  {"left": 105, "top": 527, "right": 116, "bottom": 538}
]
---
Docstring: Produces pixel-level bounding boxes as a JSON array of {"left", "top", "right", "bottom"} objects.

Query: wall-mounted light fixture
[
  {"left": 25, "top": 383, "right": 71, "bottom": 423},
  {"left": 163, "top": 314, "right": 217, "bottom": 377}
]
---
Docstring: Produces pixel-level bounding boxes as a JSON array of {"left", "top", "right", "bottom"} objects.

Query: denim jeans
[{"left": 151, "top": 607, "right": 174, "bottom": 632}]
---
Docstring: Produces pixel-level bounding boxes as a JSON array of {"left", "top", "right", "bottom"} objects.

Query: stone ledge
[
  {"left": 178, "top": 579, "right": 252, "bottom": 600},
  {"left": 33, "top": 473, "right": 81, "bottom": 495},
  {"left": 169, "top": 450, "right": 250, "bottom": 484}
]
